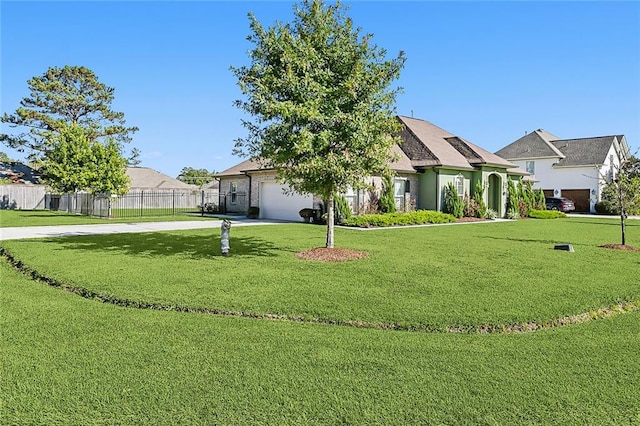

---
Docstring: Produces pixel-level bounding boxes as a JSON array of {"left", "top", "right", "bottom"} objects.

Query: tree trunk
[
  {"left": 325, "top": 193, "right": 334, "bottom": 248},
  {"left": 619, "top": 184, "right": 626, "bottom": 246},
  {"left": 620, "top": 208, "right": 626, "bottom": 246}
]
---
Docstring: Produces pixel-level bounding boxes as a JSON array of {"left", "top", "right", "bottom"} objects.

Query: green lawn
[
  {"left": 2, "top": 218, "right": 638, "bottom": 329},
  {"left": 0, "top": 209, "right": 214, "bottom": 227},
  {"left": 1, "top": 217, "right": 639, "bottom": 424}
]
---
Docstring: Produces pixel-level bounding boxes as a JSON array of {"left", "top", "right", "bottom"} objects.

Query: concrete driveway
[{"left": 0, "top": 218, "right": 286, "bottom": 241}]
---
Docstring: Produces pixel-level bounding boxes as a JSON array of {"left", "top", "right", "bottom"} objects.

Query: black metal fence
[{"left": 46, "top": 190, "right": 223, "bottom": 219}]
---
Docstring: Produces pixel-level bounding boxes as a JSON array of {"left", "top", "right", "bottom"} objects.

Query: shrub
[
  {"left": 533, "top": 188, "right": 546, "bottom": 210},
  {"left": 517, "top": 199, "right": 529, "bottom": 218},
  {"left": 361, "top": 190, "right": 379, "bottom": 214},
  {"left": 473, "top": 181, "right": 487, "bottom": 218},
  {"left": 463, "top": 194, "right": 480, "bottom": 218},
  {"left": 506, "top": 206, "right": 520, "bottom": 220},
  {"left": 334, "top": 195, "right": 352, "bottom": 223},
  {"left": 529, "top": 209, "right": 566, "bottom": 219},
  {"left": 519, "top": 180, "right": 537, "bottom": 212},
  {"left": 595, "top": 201, "right": 619, "bottom": 215},
  {"left": 444, "top": 182, "right": 463, "bottom": 219},
  {"left": 378, "top": 175, "right": 396, "bottom": 213},
  {"left": 506, "top": 179, "right": 518, "bottom": 215},
  {"left": 342, "top": 210, "right": 456, "bottom": 228},
  {"left": 484, "top": 208, "right": 497, "bottom": 220}
]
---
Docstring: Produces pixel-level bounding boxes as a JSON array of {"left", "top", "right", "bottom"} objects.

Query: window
[
  {"left": 230, "top": 182, "right": 238, "bottom": 204},
  {"left": 394, "top": 179, "right": 406, "bottom": 196},
  {"left": 526, "top": 161, "right": 535, "bottom": 175},
  {"left": 454, "top": 175, "right": 464, "bottom": 196},
  {"left": 393, "top": 179, "right": 407, "bottom": 211},
  {"left": 343, "top": 186, "right": 356, "bottom": 212}
]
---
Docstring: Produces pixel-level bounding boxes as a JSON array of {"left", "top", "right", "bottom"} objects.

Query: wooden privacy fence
[{"left": 0, "top": 185, "right": 47, "bottom": 209}]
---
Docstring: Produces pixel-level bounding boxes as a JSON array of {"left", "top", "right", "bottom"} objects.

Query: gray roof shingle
[
  {"left": 494, "top": 129, "right": 564, "bottom": 160},
  {"left": 496, "top": 128, "right": 630, "bottom": 167},
  {"left": 551, "top": 136, "right": 617, "bottom": 167},
  {"left": 0, "top": 162, "right": 41, "bottom": 184}
]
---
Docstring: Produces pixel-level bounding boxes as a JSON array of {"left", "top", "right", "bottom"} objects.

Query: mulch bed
[
  {"left": 296, "top": 247, "right": 369, "bottom": 262},
  {"left": 455, "top": 217, "right": 488, "bottom": 223},
  {"left": 599, "top": 244, "right": 640, "bottom": 252}
]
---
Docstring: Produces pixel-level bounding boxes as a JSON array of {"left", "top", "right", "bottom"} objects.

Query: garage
[
  {"left": 259, "top": 181, "right": 313, "bottom": 221},
  {"left": 561, "top": 189, "right": 590, "bottom": 213}
]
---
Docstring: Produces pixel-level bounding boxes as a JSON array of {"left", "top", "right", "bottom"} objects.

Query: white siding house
[{"left": 495, "top": 130, "right": 630, "bottom": 212}]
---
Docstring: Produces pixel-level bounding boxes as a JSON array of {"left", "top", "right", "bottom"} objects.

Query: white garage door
[{"left": 259, "top": 182, "right": 313, "bottom": 221}]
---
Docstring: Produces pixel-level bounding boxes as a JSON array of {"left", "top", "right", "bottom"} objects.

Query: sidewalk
[{"left": 0, "top": 218, "right": 285, "bottom": 241}]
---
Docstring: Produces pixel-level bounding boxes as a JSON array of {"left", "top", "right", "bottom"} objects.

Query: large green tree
[
  {"left": 37, "top": 124, "right": 130, "bottom": 195},
  {"left": 1, "top": 65, "right": 138, "bottom": 161},
  {"left": 176, "top": 167, "right": 217, "bottom": 187},
  {"left": 232, "top": 0, "right": 405, "bottom": 248}
]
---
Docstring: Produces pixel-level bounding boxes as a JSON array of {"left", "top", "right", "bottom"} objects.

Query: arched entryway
[{"left": 487, "top": 174, "right": 502, "bottom": 214}]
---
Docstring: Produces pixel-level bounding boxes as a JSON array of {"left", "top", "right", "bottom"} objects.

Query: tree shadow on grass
[
  {"left": 46, "top": 232, "right": 287, "bottom": 260},
  {"left": 566, "top": 219, "right": 639, "bottom": 227},
  {"left": 477, "top": 235, "right": 588, "bottom": 246}
]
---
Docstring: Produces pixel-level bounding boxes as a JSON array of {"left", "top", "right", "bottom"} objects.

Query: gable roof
[
  {"left": 215, "top": 158, "right": 265, "bottom": 177},
  {"left": 216, "top": 143, "right": 416, "bottom": 177},
  {"left": 496, "top": 129, "right": 630, "bottom": 167},
  {"left": 494, "top": 129, "right": 564, "bottom": 160},
  {"left": 397, "top": 116, "right": 516, "bottom": 170},
  {"left": 218, "top": 116, "right": 521, "bottom": 178},
  {"left": 126, "top": 167, "right": 197, "bottom": 190},
  {"left": 389, "top": 143, "right": 415, "bottom": 172},
  {"left": 0, "top": 162, "right": 41, "bottom": 184},
  {"left": 551, "top": 136, "right": 621, "bottom": 167}
]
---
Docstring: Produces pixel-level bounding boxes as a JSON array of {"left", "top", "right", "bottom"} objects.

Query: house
[
  {"left": 217, "top": 115, "right": 526, "bottom": 221},
  {"left": 495, "top": 130, "right": 631, "bottom": 212},
  {"left": 0, "top": 162, "right": 45, "bottom": 209},
  {"left": 396, "top": 116, "right": 526, "bottom": 216},
  {"left": 0, "top": 162, "right": 41, "bottom": 184},
  {"left": 126, "top": 167, "right": 198, "bottom": 190}
]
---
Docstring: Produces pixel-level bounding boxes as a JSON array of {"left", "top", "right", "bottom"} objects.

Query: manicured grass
[
  {"left": 0, "top": 209, "right": 213, "bottom": 227},
  {"left": 108, "top": 207, "right": 198, "bottom": 218},
  {"left": 1, "top": 259, "right": 639, "bottom": 424},
  {"left": 2, "top": 218, "right": 638, "bottom": 329}
]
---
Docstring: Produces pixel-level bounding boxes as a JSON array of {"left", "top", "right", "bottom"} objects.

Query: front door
[{"left": 487, "top": 174, "right": 502, "bottom": 214}]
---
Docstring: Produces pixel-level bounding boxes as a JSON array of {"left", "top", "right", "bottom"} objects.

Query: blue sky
[{"left": 2, "top": 1, "right": 639, "bottom": 178}]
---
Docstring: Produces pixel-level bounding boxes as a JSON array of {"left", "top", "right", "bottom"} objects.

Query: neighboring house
[
  {"left": 216, "top": 116, "right": 527, "bottom": 221},
  {"left": 203, "top": 180, "right": 220, "bottom": 191},
  {"left": 495, "top": 130, "right": 631, "bottom": 212},
  {"left": 126, "top": 167, "right": 198, "bottom": 190},
  {"left": 0, "top": 162, "right": 45, "bottom": 209},
  {"left": 0, "top": 162, "right": 41, "bottom": 184}
]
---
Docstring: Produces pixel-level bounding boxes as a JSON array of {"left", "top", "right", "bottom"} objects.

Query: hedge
[{"left": 341, "top": 210, "right": 456, "bottom": 228}]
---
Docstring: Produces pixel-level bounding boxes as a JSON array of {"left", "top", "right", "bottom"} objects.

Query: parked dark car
[{"left": 545, "top": 197, "right": 575, "bottom": 212}]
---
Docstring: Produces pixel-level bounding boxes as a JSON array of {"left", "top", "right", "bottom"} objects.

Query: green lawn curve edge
[{"left": 3, "top": 247, "right": 638, "bottom": 335}]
